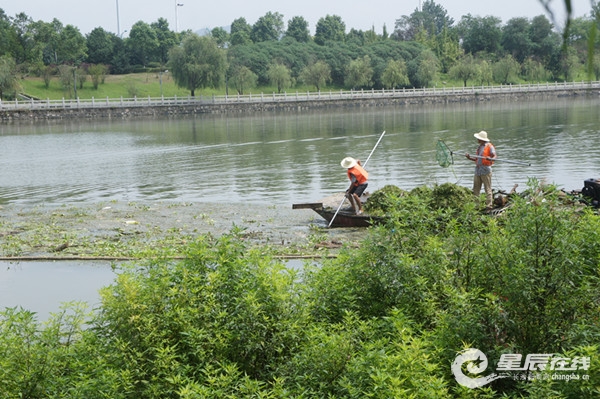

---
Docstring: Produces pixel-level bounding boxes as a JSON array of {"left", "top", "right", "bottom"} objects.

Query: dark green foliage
[
  {"left": 227, "top": 40, "right": 424, "bottom": 88},
  {"left": 169, "top": 34, "right": 226, "bottom": 96},
  {"left": 285, "top": 16, "right": 311, "bottom": 43},
  {"left": 95, "top": 231, "right": 306, "bottom": 390},
  {"left": 365, "top": 182, "right": 472, "bottom": 215},
  {"left": 314, "top": 15, "right": 346, "bottom": 46},
  {"left": 430, "top": 182, "right": 473, "bottom": 210},
  {"left": 364, "top": 184, "right": 407, "bottom": 215},
  {"left": 0, "top": 181, "right": 598, "bottom": 397}
]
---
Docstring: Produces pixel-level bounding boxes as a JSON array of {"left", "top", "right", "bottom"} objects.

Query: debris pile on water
[
  {"left": 430, "top": 183, "right": 473, "bottom": 210},
  {"left": 363, "top": 183, "right": 473, "bottom": 215}
]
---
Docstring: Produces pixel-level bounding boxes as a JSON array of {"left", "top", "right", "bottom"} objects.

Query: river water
[
  {"left": 1, "top": 97, "right": 598, "bottom": 319},
  {"left": 1, "top": 97, "right": 599, "bottom": 206}
]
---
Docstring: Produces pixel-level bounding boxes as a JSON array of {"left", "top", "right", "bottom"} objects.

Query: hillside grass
[
  {"left": 20, "top": 73, "right": 325, "bottom": 100},
  {"left": 19, "top": 72, "right": 476, "bottom": 101},
  {"left": 21, "top": 73, "right": 190, "bottom": 100}
]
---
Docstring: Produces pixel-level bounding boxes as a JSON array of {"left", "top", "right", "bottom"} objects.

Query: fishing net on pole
[{"left": 436, "top": 140, "right": 453, "bottom": 168}]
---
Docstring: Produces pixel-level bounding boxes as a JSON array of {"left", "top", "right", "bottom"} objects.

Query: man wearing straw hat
[
  {"left": 465, "top": 131, "right": 497, "bottom": 210},
  {"left": 341, "top": 156, "right": 369, "bottom": 215}
]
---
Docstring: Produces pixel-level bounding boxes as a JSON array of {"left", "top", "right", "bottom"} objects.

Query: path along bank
[{"left": 1, "top": 81, "right": 599, "bottom": 121}]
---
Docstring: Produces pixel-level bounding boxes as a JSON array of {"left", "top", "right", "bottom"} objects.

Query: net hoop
[{"left": 436, "top": 140, "right": 453, "bottom": 168}]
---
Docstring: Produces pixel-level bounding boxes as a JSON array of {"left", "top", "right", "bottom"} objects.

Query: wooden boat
[{"left": 292, "top": 202, "right": 384, "bottom": 228}]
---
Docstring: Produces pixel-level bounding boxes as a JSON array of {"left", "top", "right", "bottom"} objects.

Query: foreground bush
[{"left": 0, "top": 182, "right": 598, "bottom": 397}]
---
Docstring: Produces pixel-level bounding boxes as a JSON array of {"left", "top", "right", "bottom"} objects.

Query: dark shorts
[{"left": 349, "top": 183, "right": 368, "bottom": 197}]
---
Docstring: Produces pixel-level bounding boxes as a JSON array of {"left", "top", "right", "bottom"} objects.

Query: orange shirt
[
  {"left": 347, "top": 164, "right": 368, "bottom": 186},
  {"left": 478, "top": 143, "right": 496, "bottom": 166}
]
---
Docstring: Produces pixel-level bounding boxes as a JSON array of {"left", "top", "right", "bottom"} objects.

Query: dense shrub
[{"left": 0, "top": 181, "right": 598, "bottom": 397}]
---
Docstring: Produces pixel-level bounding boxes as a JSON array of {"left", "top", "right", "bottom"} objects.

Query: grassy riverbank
[
  {"left": 19, "top": 68, "right": 594, "bottom": 102},
  {"left": 19, "top": 73, "right": 318, "bottom": 101}
]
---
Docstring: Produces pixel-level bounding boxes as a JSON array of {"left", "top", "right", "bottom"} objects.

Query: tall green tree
[
  {"left": 435, "top": 24, "right": 461, "bottom": 73},
  {"left": 251, "top": 12, "right": 284, "bottom": 43},
  {"left": 529, "top": 15, "right": 561, "bottom": 65},
  {"left": 0, "top": 55, "right": 20, "bottom": 99},
  {"left": 477, "top": 59, "right": 493, "bottom": 85},
  {"left": 502, "top": 17, "right": 534, "bottom": 63},
  {"left": 152, "top": 18, "right": 178, "bottom": 65},
  {"left": 364, "top": 26, "right": 379, "bottom": 44},
  {"left": 560, "top": 46, "right": 581, "bottom": 80},
  {"left": 346, "top": 28, "right": 366, "bottom": 46},
  {"left": 593, "top": 52, "right": 600, "bottom": 80},
  {"left": 314, "top": 15, "right": 346, "bottom": 45},
  {"left": 421, "top": 0, "right": 454, "bottom": 36},
  {"left": 493, "top": 54, "right": 521, "bottom": 84},
  {"left": 169, "top": 34, "right": 226, "bottom": 96},
  {"left": 35, "top": 19, "right": 62, "bottom": 65},
  {"left": 523, "top": 57, "right": 550, "bottom": 81},
  {"left": 60, "top": 25, "right": 87, "bottom": 63},
  {"left": 32, "top": 19, "right": 86, "bottom": 65},
  {"left": 11, "top": 12, "right": 40, "bottom": 65},
  {"left": 449, "top": 54, "right": 478, "bottom": 86},
  {"left": 286, "top": 16, "right": 310, "bottom": 42},
  {"left": 230, "top": 17, "right": 252, "bottom": 46},
  {"left": 86, "top": 27, "right": 114, "bottom": 65},
  {"left": 299, "top": 60, "right": 331, "bottom": 90},
  {"left": 393, "top": 0, "right": 454, "bottom": 41},
  {"left": 128, "top": 20, "right": 159, "bottom": 66},
  {"left": 381, "top": 59, "right": 409, "bottom": 89},
  {"left": 408, "top": 49, "right": 439, "bottom": 87},
  {"left": 267, "top": 63, "right": 293, "bottom": 93},
  {"left": 456, "top": 15, "right": 502, "bottom": 55},
  {"left": 211, "top": 27, "right": 229, "bottom": 48},
  {"left": 109, "top": 35, "right": 131, "bottom": 74},
  {"left": 344, "top": 55, "right": 373, "bottom": 89},
  {"left": 229, "top": 65, "right": 257, "bottom": 94},
  {"left": 0, "top": 10, "right": 16, "bottom": 59}
]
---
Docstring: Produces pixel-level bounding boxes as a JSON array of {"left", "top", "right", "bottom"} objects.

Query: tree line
[{"left": 0, "top": 1, "right": 599, "bottom": 99}]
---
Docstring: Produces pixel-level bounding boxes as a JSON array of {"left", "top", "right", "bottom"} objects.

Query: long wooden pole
[{"left": 328, "top": 131, "right": 386, "bottom": 228}]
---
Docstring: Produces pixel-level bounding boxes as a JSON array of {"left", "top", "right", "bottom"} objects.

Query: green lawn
[
  {"left": 21, "top": 73, "right": 195, "bottom": 100},
  {"left": 19, "top": 73, "right": 315, "bottom": 100},
  {"left": 21, "top": 70, "right": 591, "bottom": 101}
]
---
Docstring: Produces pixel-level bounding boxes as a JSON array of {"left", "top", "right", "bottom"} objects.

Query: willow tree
[
  {"left": 344, "top": 55, "right": 373, "bottom": 89},
  {"left": 168, "top": 34, "right": 226, "bottom": 97},
  {"left": 299, "top": 61, "right": 331, "bottom": 91},
  {"left": 381, "top": 59, "right": 409, "bottom": 89},
  {"left": 0, "top": 55, "right": 20, "bottom": 100},
  {"left": 267, "top": 63, "right": 293, "bottom": 93}
]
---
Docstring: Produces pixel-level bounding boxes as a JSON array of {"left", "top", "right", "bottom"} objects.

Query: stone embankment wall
[{"left": 1, "top": 87, "right": 598, "bottom": 122}]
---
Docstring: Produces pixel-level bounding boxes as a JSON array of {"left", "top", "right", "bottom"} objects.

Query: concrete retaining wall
[{"left": 1, "top": 87, "right": 598, "bottom": 122}]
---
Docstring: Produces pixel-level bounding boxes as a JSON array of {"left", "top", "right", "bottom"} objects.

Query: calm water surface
[
  {"left": 1, "top": 97, "right": 599, "bottom": 206},
  {"left": 0, "top": 261, "right": 116, "bottom": 320}
]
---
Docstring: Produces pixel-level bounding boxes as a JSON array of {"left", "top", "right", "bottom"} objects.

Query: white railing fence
[{"left": 2, "top": 81, "right": 599, "bottom": 111}]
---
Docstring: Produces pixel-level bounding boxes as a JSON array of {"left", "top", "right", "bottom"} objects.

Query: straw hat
[
  {"left": 474, "top": 131, "right": 490, "bottom": 142},
  {"left": 340, "top": 157, "right": 358, "bottom": 169}
]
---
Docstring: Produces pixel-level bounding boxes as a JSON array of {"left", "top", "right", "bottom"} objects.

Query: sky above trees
[{"left": 2, "top": 0, "right": 594, "bottom": 37}]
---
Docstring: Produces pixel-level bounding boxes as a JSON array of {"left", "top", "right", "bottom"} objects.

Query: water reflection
[
  {"left": 1, "top": 97, "right": 598, "bottom": 206},
  {"left": 0, "top": 261, "right": 116, "bottom": 320}
]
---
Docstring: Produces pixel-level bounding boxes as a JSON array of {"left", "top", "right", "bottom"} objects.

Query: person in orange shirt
[
  {"left": 341, "top": 156, "right": 369, "bottom": 215},
  {"left": 465, "top": 131, "right": 497, "bottom": 209}
]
